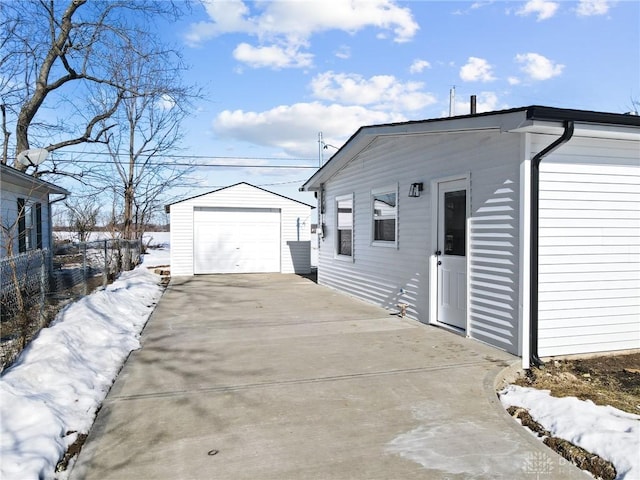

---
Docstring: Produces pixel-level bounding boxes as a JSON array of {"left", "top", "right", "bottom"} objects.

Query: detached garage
[{"left": 167, "top": 183, "right": 313, "bottom": 276}]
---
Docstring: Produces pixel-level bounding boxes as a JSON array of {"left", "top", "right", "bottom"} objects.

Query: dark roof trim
[
  {"left": 334, "top": 105, "right": 639, "bottom": 143},
  {"left": 301, "top": 105, "right": 640, "bottom": 191},
  {"left": 525, "top": 105, "right": 640, "bottom": 126},
  {"left": 0, "top": 163, "right": 70, "bottom": 196},
  {"left": 165, "top": 182, "right": 315, "bottom": 213}
]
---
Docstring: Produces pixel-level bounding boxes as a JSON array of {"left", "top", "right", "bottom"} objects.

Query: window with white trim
[
  {"left": 371, "top": 186, "right": 397, "bottom": 245},
  {"left": 336, "top": 194, "right": 353, "bottom": 257}
]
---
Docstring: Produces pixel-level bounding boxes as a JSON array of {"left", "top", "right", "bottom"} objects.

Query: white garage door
[{"left": 194, "top": 207, "right": 281, "bottom": 274}]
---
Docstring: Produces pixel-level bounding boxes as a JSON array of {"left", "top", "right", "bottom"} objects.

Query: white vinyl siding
[
  {"left": 467, "top": 144, "right": 521, "bottom": 355},
  {"left": 319, "top": 129, "right": 522, "bottom": 355},
  {"left": 0, "top": 181, "right": 52, "bottom": 256},
  {"left": 169, "top": 183, "right": 312, "bottom": 276},
  {"left": 536, "top": 136, "right": 640, "bottom": 356}
]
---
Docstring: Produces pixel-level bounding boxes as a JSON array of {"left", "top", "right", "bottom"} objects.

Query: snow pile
[
  {"left": 500, "top": 384, "right": 640, "bottom": 480},
  {"left": 0, "top": 267, "right": 164, "bottom": 480}
]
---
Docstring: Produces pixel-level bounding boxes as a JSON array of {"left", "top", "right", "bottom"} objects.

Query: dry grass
[{"left": 514, "top": 352, "right": 640, "bottom": 414}]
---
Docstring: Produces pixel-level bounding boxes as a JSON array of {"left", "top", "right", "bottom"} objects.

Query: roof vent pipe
[
  {"left": 470, "top": 95, "right": 477, "bottom": 114},
  {"left": 529, "top": 119, "right": 574, "bottom": 368}
]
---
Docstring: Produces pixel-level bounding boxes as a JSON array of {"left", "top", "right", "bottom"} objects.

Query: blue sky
[{"left": 161, "top": 0, "right": 639, "bottom": 204}]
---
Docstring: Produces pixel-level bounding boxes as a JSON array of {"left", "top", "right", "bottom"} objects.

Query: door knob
[{"left": 435, "top": 250, "right": 442, "bottom": 256}]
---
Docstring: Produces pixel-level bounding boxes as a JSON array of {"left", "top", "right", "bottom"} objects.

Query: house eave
[
  {"left": 0, "top": 164, "right": 70, "bottom": 197},
  {"left": 301, "top": 105, "right": 640, "bottom": 192},
  {"left": 508, "top": 121, "right": 640, "bottom": 141}
]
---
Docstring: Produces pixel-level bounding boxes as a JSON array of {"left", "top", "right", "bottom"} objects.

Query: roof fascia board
[
  {"left": 526, "top": 105, "right": 640, "bottom": 127},
  {"left": 0, "top": 164, "right": 69, "bottom": 196},
  {"left": 509, "top": 120, "right": 640, "bottom": 141}
]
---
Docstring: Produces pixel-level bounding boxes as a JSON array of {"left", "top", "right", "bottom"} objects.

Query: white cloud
[
  {"left": 185, "top": 0, "right": 254, "bottom": 46},
  {"left": 186, "top": 0, "right": 419, "bottom": 68},
  {"left": 452, "top": 1, "right": 494, "bottom": 15},
  {"left": 310, "top": 71, "right": 437, "bottom": 111},
  {"left": 459, "top": 57, "right": 496, "bottom": 82},
  {"left": 335, "top": 45, "right": 351, "bottom": 60},
  {"left": 233, "top": 43, "right": 313, "bottom": 69},
  {"left": 576, "top": 0, "right": 610, "bottom": 16},
  {"left": 517, "top": 0, "right": 559, "bottom": 20},
  {"left": 214, "top": 102, "right": 407, "bottom": 157},
  {"left": 507, "top": 76, "right": 521, "bottom": 85},
  {"left": 409, "top": 59, "right": 431, "bottom": 74},
  {"left": 515, "top": 53, "right": 565, "bottom": 80},
  {"left": 157, "top": 94, "right": 176, "bottom": 110}
]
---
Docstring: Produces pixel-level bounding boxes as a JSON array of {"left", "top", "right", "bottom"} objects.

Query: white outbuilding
[
  {"left": 301, "top": 106, "right": 640, "bottom": 368},
  {"left": 166, "top": 183, "right": 313, "bottom": 276}
]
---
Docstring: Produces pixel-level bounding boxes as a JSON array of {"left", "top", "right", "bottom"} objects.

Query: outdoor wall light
[{"left": 408, "top": 182, "right": 423, "bottom": 197}]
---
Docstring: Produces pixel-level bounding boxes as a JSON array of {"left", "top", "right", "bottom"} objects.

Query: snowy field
[{"left": 1, "top": 235, "right": 638, "bottom": 480}]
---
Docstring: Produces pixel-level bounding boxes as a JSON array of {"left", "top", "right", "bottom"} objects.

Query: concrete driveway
[{"left": 70, "top": 274, "right": 587, "bottom": 480}]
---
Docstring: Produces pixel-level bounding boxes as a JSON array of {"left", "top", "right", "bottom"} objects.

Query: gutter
[{"left": 529, "top": 119, "right": 574, "bottom": 368}]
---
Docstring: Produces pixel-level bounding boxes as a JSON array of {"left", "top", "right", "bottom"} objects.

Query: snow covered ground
[
  {"left": 0, "top": 243, "right": 169, "bottom": 480},
  {"left": 0, "top": 235, "right": 638, "bottom": 480},
  {"left": 500, "top": 385, "right": 640, "bottom": 480}
]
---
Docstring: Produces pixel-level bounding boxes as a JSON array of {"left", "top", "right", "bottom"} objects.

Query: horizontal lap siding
[
  {"left": 1, "top": 183, "right": 53, "bottom": 254},
  {"left": 536, "top": 136, "right": 640, "bottom": 356},
  {"left": 320, "top": 130, "right": 523, "bottom": 355},
  {"left": 467, "top": 134, "right": 521, "bottom": 354},
  {"left": 170, "top": 184, "right": 312, "bottom": 275},
  {"left": 321, "top": 135, "right": 431, "bottom": 319}
]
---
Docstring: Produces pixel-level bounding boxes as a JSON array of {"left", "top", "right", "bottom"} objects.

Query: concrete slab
[{"left": 70, "top": 274, "right": 588, "bottom": 480}]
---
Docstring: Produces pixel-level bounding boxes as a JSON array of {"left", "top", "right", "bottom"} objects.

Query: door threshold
[{"left": 433, "top": 321, "right": 466, "bottom": 336}]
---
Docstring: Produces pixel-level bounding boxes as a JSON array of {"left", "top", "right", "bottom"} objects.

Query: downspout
[{"left": 529, "top": 120, "right": 574, "bottom": 367}]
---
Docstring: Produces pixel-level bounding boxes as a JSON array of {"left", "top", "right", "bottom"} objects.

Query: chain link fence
[{"left": 1, "top": 239, "right": 142, "bottom": 371}]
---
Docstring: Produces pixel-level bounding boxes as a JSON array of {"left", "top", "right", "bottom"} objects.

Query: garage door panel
[{"left": 193, "top": 208, "right": 281, "bottom": 274}]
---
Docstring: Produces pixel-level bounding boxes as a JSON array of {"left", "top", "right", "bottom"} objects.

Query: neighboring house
[
  {"left": 0, "top": 163, "right": 69, "bottom": 257},
  {"left": 301, "top": 106, "right": 640, "bottom": 368},
  {"left": 166, "top": 182, "right": 314, "bottom": 276}
]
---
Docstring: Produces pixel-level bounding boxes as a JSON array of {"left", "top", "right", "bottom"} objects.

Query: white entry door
[
  {"left": 436, "top": 179, "right": 468, "bottom": 330},
  {"left": 193, "top": 207, "right": 281, "bottom": 274}
]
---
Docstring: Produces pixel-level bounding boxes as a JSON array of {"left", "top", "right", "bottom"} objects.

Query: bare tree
[
  {"left": 93, "top": 43, "right": 196, "bottom": 240},
  {"left": 63, "top": 197, "right": 100, "bottom": 242},
  {"left": 0, "top": 0, "right": 186, "bottom": 171}
]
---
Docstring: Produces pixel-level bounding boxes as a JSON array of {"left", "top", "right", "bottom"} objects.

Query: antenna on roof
[{"left": 449, "top": 86, "right": 456, "bottom": 117}]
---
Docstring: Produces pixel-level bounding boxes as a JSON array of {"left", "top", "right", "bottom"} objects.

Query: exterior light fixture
[{"left": 408, "top": 182, "right": 423, "bottom": 198}]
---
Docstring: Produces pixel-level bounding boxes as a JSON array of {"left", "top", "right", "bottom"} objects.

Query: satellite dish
[{"left": 16, "top": 148, "right": 49, "bottom": 167}]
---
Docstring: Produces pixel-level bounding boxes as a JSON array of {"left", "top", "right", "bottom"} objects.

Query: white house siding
[
  {"left": 319, "top": 129, "right": 523, "bottom": 354},
  {"left": 467, "top": 134, "right": 522, "bottom": 355},
  {"left": 535, "top": 135, "right": 640, "bottom": 357},
  {"left": 0, "top": 181, "right": 53, "bottom": 255},
  {"left": 169, "top": 184, "right": 312, "bottom": 276}
]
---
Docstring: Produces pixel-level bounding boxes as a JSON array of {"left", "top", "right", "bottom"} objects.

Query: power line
[
  {"left": 50, "top": 158, "right": 318, "bottom": 169},
  {"left": 183, "top": 179, "right": 309, "bottom": 189},
  {"left": 57, "top": 150, "right": 316, "bottom": 162}
]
